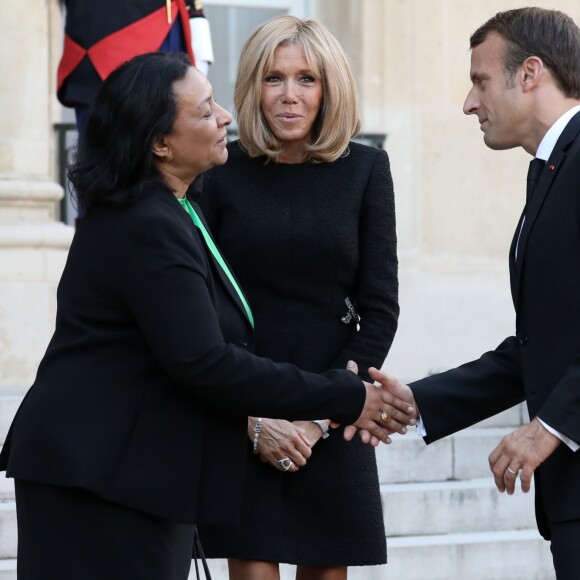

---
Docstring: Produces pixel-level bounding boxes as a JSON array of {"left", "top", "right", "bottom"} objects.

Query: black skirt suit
[
  {"left": 198, "top": 141, "right": 399, "bottom": 566},
  {"left": 0, "top": 182, "right": 367, "bottom": 577}
]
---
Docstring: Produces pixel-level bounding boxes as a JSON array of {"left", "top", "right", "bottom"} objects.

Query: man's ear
[{"left": 520, "top": 56, "right": 544, "bottom": 92}]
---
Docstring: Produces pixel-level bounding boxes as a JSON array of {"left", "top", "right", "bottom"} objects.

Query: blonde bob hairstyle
[{"left": 234, "top": 15, "right": 361, "bottom": 163}]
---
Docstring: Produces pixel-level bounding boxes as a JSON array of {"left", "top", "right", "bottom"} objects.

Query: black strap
[{"left": 192, "top": 527, "right": 212, "bottom": 580}]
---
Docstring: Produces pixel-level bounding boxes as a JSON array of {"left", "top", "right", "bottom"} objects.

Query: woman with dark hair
[{"left": 0, "top": 52, "right": 414, "bottom": 580}]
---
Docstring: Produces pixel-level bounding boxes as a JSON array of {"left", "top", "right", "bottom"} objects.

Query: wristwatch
[{"left": 312, "top": 419, "right": 330, "bottom": 439}]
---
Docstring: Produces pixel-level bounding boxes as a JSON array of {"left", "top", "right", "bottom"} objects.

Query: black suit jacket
[
  {"left": 0, "top": 182, "right": 365, "bottom": 526},
  {"left": 410, "top": 111, "right": 580, "bottom": 538}
]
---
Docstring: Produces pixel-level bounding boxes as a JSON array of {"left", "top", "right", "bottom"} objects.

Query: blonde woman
[{"left": 199, "top": 16, "right": 399, "bottom": 580}]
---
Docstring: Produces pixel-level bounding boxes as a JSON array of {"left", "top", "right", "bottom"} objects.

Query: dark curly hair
[{"left": 69, "top": 51, "right": 192, "bottom": 211}]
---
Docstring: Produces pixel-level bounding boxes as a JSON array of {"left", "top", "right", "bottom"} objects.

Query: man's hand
[
  {"left": 488, "top": 417, "right": 560, "bottom": 494},
  {"left": 342, "top": 366, "right": 418, "bottom": 444},
  {"left": 369, "top": 367, "right": 417, "bottom": 410}
]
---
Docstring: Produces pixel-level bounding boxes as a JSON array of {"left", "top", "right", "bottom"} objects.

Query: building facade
[{"left": 1, "top": 1, "right": 578, "bottom": 577}]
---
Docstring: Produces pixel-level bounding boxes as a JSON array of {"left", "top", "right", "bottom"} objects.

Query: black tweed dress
[{"left": 196, "top": 140, "right": 399, "bottom": 566}]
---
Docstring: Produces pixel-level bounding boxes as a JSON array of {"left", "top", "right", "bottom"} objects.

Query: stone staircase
[{"left": 0, "top": 394, "right": 554, "bottom": 579}]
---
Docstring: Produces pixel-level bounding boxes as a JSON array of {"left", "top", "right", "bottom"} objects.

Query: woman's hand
[
  {"left": 248, "top": 417, "right": 313, "bottom": 473},
  {"left": 348, "top": 367, "right": 417, "bottom": 444},
  {"left": 344, "top": 360, "right": 381, "bottom": 446},
  {"left": 293, "top": 420, "right": 326, "bottom": 447}
]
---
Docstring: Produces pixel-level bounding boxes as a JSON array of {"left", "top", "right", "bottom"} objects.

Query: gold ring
[
  {"left": 506, "top": 467, "right": 517, "bottom": 476},
  {"left": 381, "top": 411, "right": 390, "bottom": 423}
]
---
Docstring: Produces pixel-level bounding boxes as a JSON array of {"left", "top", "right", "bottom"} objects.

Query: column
[{"left": 0, "top": 0, "right": 73, "bottom": 391}]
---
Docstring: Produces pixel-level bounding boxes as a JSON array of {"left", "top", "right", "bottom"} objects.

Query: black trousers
[
  {"left": 15, "top": 479, "right": 196, "bottom": 580},
  {"left": 550, "top": 519, "right": 580, "bottom": 580}
]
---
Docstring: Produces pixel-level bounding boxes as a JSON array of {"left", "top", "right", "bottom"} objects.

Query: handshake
[
  {"left": 249, "top": 363, "right": 418, "bottom": 475},
  {"left": 341, "top": 362, "right": 559, "bottom": 497},
  {"left": 339, "top": 361, "right": 418, "bottom": 447}
]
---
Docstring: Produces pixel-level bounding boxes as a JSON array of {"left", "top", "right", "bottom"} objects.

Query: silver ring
[
  {"left": 278, "top": 457, "right": 292, "bottom": 472},
  {"left": 507, "top": 467, "right": 517, "bottom": 476}
]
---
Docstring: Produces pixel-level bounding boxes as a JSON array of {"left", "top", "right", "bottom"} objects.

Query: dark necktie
[
  {"left": 526, "top": 158, "right": 545, "bottom": 203},
  {"left": 516, "top": 157, "right": 546, "bottom": 261}
]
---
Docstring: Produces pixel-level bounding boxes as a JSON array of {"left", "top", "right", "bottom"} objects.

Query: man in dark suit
[{"left": 373, "top": 7, "right": 580, "bottom": 578}]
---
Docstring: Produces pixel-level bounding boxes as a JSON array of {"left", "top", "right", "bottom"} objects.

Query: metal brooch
[{"left": 341, "top": 297, "right": 360, "bottom": 330}]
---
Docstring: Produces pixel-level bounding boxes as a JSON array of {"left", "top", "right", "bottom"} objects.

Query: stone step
[
  {"left": 0, "top": 428, "right": 509, "bottom": 498},
  {"left": 0, "top": 529, "right": 556, "bottom": 580},
  {"left": 0, "top": 560, "right": 16, "bottom": 580},
  {"left": 197, "top": 529, "right": 553, "bottom": 580},
  {"left": 382, "top": 529, "right": 554, "bottom": 580},
  {"left": 376, "top": 426, "right": 517, "bottom": 483},
  {"left": 0, "top": 398, "right": 547, "bottom": 578},
  {"left": 473, "top": 404, "right": 526, "bottom": 428},
  {"left": 0, "top": 478, "right": 539, "bottom": 561},
  {"left": 0, "top": 477, "right": 13, "bottom": 500},
  {"left": 0, "top": 503, "right": 16, "bottom": 559},
  {"left": 0, "top": 397, "right": 524, "bottom": 488},
  {"left": 382, "top": 478, "right": 536, "bottom": 537},
  {"left": 0, "top": 429, "right": 521, "bottom": 488},
  {"left": 0, "top": 396, "right": 21, "bottom": 446}
]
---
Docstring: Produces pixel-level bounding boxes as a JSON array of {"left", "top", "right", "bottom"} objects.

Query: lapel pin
[{"left": 548, "top": 164, "right": 555, "bottom": 170}]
